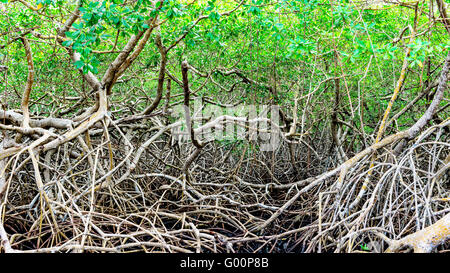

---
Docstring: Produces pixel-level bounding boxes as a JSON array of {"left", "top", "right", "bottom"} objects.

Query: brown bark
[{"left": 435, "top": 0, "right": 450, "bottom": 34}]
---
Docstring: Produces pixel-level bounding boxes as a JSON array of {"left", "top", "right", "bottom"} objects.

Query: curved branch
[
  {"left": 142, "top": 30, "right": 167, "bottom": 115},
  {"left": 18, "top": 37, "right": 34, "bottom": 129}
]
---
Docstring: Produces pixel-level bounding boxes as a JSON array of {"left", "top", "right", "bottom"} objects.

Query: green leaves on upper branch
[
  {"left": 287, "top": 36, "right": 315, "bottom": 59},
  {"left": 63, "top": 0, "right": 155, "bottom": 74},
  {"left": 407, "top": 39, "right": 432, "bottom": 68}
]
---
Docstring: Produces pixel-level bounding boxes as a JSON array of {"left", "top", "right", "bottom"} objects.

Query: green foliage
[
  {"left": 360, "top": 243, "right": 370, "bottom": 251},
  {"left": 0, "top": 0, "right": 448, "bottom": 127},
  {"left": 407, "top": 38, "right": 432, "bottom": 68}
]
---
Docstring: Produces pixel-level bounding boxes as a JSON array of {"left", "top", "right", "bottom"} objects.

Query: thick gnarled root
[{"left": 385, "top": 213, "right": 450, "bottom": 253}]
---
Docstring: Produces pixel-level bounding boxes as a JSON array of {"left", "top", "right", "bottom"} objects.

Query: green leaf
[
  {"left": 61, "top": 40, "right": 73, "bottom": 47},
  {"left": 74, "top": 60, "right": 84, "bottom": 69}
]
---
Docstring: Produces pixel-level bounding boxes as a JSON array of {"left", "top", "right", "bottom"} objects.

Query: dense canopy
[{"left": 0, "top": 0, "right": 449, "bottom": 253}]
